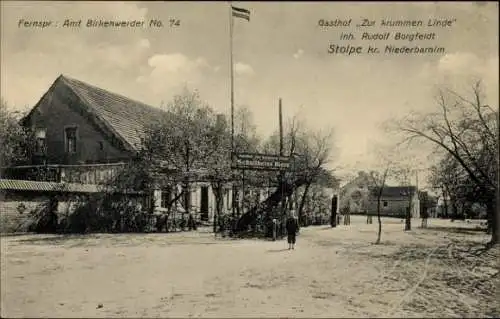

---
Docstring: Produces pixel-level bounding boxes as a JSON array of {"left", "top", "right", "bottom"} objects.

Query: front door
[{"left": 200, "top": 186, "right": 209, "bottom": 221}]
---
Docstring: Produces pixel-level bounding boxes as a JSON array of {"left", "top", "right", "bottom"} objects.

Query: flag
[{"left": 232, "top": 6, "right": 250, "bottom": 21}]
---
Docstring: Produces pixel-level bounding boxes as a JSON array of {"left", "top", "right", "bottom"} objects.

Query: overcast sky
[{"left": 1, "top": 1, "right": 498, "bottom": 186}]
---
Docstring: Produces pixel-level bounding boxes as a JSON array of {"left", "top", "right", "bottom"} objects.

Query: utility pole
[
  {"left": 279, "top": 98, "right": 283, "bottom": 156},
  {"left": 242, "top": 169, "right": 246, "bottom": 217},
  {"left": 416, "top": 170, "right": 419, "bottom": 190},
  {"left": 279, "top": 98, "right": 286, "bottom": 237},
  {"left": 229, "top": 4, "right": 235, "bottom": 155},
  {"left": 416, "top": 170, "right": 420, "bottom": 219}
]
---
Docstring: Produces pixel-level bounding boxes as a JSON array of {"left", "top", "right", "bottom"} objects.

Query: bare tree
[
  {"left": 204, "top": 114, "right": 232, "bottom": 233},
  {"left": 294, "top": 127, "right": 335, "bottom": 226},
  {"left": 342, "top": 167, "right": 390, "bottom": 244},
  {"left": 428, "top": 160, "right": 453, "bottom": 218},
  {"left": 390, "top": 81, "right": 499, "bottom": 245},
  {"left": 368, "top": 168, "right": 390, "bottom": 244},
  {"left": 148, "top": 89, "right": 222, "bottom": 215},
  {"left": 107, "top": 89, "right": 230, "bottom": 232},
  {"left": 234, "top": 105, "right": 261, "bottom": 153},
  {"left": 0, "top": 99, "right": 32, "bottom": 174},
  {"left": 236, "top": 115, "right": 337, "bottom": 233}
]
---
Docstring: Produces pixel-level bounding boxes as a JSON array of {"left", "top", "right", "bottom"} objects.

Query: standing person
[
  {"left": 421, "top": 209, "right": 429, "bottom": 228},
  {"left": 286, "top": 213, "right": 299, "bottom": 250}
]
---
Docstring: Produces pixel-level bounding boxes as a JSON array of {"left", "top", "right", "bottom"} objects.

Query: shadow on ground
[
  {"left": 424, "top": 225, "right": 487, "bottom": 236},
  {"left": 14, "top": 234, "right": 98, "bottom": 245},
  {"left": 266, "top": 248, "right": 290, "bottom": 253},
  {"left": 315, "top": 226, "right": 333, "bottom": 230},
  {"left": 11, "top": 233, "right": 226, "bottom": 248},
  {"left": 353, "top": 236, "right": 495, "bottom": 264}
]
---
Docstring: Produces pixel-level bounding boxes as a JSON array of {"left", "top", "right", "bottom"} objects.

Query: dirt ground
[{"left": 1, "top": 216, "right": 499, "bottom": 318}]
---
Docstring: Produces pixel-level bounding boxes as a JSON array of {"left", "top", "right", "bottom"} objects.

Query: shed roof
[
  {"left": 0, "top": 179, "right": 99, "bottom": 193},
  {"left": 0, "top": 179, "right": 145, "bottom": 195}
]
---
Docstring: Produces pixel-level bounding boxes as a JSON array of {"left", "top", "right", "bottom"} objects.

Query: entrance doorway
[{"left": 200, "top": 186, "right": 209, "bottom": 221}]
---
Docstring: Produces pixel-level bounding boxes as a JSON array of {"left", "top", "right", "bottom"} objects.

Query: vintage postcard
[{"left": 1, "top": 1, "right": 498, "bottom": 318}]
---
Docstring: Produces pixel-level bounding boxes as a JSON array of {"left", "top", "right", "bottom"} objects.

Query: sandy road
[{"left": 1, "top": 217, "right": 497, "bottom": 318}]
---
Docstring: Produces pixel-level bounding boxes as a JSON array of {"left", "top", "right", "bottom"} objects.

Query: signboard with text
[{"left": 231, "top": 152, "right": 291, "bottom": 171}]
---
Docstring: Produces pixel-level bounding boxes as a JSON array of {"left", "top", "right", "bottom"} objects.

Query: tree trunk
[
  {"left": 487, "top": 199, "right": 499, "bottom": 246},
  {"left": 213, "top": 206, "right": 217, "bottom": 233},
  {"left": 183, "top": 182, "right": 191, "bottom": 214},
  {"left": 404, "top": 191, "right": 412, "bottom": 231},
  {"left": 450, "top": 197, "right": 458, "bottom": 221},
  {"left": 298, "top": 182, "right": 311, "bottom": 226},
  {"left": 217, "top": 194, "right": 224, "bottom": 232},
  {"left": 376, "top": 197, "right": 382, "bottom": 244},
  {"left": 442, "top": 187, "right": 448, "bottom": 218},
  {"left": 405, "top": 205, "right": 412, "bottom": 231},
  {"left": 184, "top": 142, "right": 191, "bottom": 216},
  {"left": 280, "top": 196, "right": 288, "bottom": 237}
]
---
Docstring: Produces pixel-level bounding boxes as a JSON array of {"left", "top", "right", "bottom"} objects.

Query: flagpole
[
  {"left": 229, "top": 2, "right": 236, "bottom": 219},
  {"left": 229, "top": 3, "right": 235, "bottom": 154}
]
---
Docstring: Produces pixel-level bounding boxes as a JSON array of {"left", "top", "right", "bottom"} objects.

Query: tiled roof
[
  {"left": 341, "top": 174, "right": 417, "bottom": 198},
  {"left": 371, "top": 186, "right": 417, "bottom": 197},
  {"left": 0, "top": 179, "right": 99, "bottom": 193},
  {"left": 59, "top": 75, "right": 167, "bottom": 151}
]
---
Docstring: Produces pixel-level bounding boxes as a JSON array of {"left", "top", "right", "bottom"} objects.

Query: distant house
[
  {"left": 339, "top": 172, "right": 420, "bottom": 218},
  {"left": 2, "top": 75, "right": 235, "bottom": 222},
  {"left": 338, "top": 172, "right": 371, "bottom": 214},
  {"left": 367, "top": 186, "right": 420, "bottom": 218}
]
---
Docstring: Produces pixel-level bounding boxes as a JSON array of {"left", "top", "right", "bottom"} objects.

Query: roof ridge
[
  {"left": 25, "top": 75, "right": 171, "bottom": 154},
  {"left": 60, "top": 74, "right": 162, "bottom": 113}
]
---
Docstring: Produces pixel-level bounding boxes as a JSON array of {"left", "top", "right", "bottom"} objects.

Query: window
[
  {"left": 161, "top": 188, "right": 172, "bottom": 208},
  {"left": 200, "top": 186, "right": 209, "bottom": 220},
  {"left": 65, "top": 127, "right": 77, "bottom": 153},
  {"left": 144, "top": 196, "right": 151, "bottom": 211},
  {"left": 34, "top": 128, "right": 47, "bottom": 154},
  {"left": 383, "top": 201, "right": 388, "bottom": 207}
]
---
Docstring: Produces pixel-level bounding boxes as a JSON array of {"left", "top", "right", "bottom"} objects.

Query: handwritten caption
[{"left": 319, "top": 18, "right": 457, "bottom": 56}]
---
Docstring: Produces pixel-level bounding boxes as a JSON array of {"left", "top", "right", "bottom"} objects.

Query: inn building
[{"left": 1, "top": 75, "right": 265, "bottom": 224}]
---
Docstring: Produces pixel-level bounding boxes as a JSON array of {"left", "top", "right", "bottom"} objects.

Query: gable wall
[{"left": 24, "top": 81, "right": 132, "bottom": 165}]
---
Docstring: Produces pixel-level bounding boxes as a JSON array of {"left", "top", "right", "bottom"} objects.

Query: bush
[
  {"left": 27, "top": 199, "right": 58, "bottom": 233},
  {"left": 25, "top": 194, "right": 207, "bottom": 234}
]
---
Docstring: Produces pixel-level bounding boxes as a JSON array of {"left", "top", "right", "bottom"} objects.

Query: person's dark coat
[
  {"left": 286, "top": 217, "right": 298, "bottom": 235},
  {"left": 286, "top": 217, "right": 298, "bottom": 244},
  {"left": 421, "top": 209, "right": 429, "bottom": 219}
]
